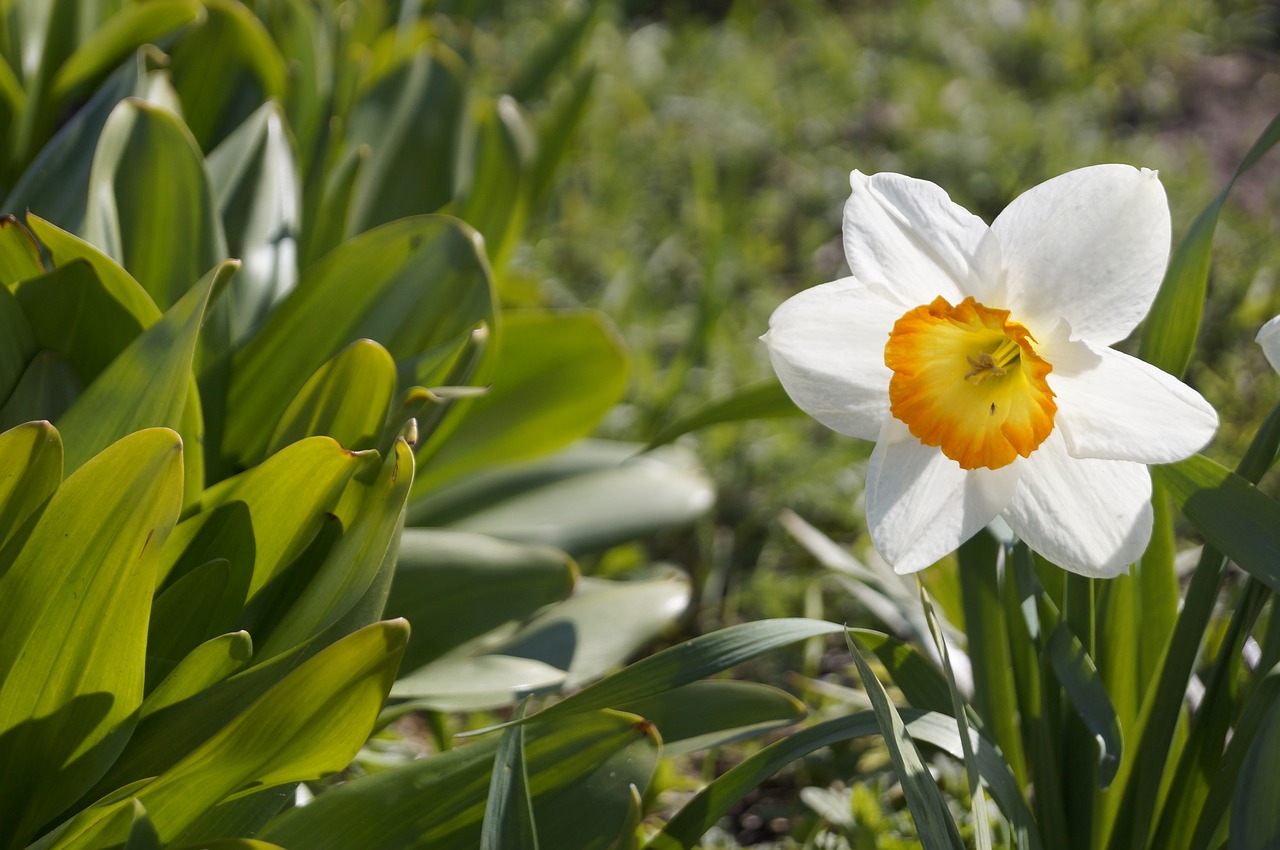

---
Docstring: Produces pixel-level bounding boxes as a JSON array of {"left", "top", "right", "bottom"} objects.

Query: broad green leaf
[
  {"left": 0, "top": 420, "right": 61, "bottom": 549},
  {"left": 49, "top": 1, "right": 200, "bottom": 105},
  {"left": 0, "top": 283, "right": 36, "bottom": 402},
  {"left": 206, "top": 100, "right": 300, "bottom": 345},
  {"left": 1139, "top": 111, "right": 1280, "bottom": 377},
  {"left": 390, "top": 655, "right": 568, "bottom": 710},
  {"left": 258, "top": 437, "right": 413, "bottom": 657},
  {"left": 56, "top": 260, "right": 234, "bottom": 476},
  {"left": 618, "top": 680, "right": 807, "bottom": 755},
  {"left": 258, "top": 710, "right": 659, "bottom": 850},
  {"left": 645, "top": 378, "right": 801, "bottom": 450},
  {"left": 481, "top": 701, "right": 538, "bottom": 850},
  {"left": 24, "top": 213, "right": 161, "bottom": 327},
  {"left": 123, "top": 801, "right": 160, "bottom": 850},
  {"left": 49, "top": 620, "right": 408, "bottom": 848},
  {"left": 1231, "top": 692, "right": 1280, "bottom": 849},
  {"left": 414, "top": 310, "right": 631, "bottom": 494},
  {"left": 300, "top": 142, "right": 365, "bottom": 269},
  {"left": 158, "top": 436, "right": 369, "bottom": 598},
  {"left": 174, "top": 841, "right": 286, "bottom": 850},
  {"left": 383, "top": 528, "right": 575, "bottom": 673},
  {"left": 225, "top": 216, "right": 494, "bottom": 466},
  {"left": 0, "top": 351, "right": 80, "bottom": 430},
  {"left": 431, "top": 442, "right": 715, "bottom": 554},
  {"left": 83, "top": 98, "right": 227, "bottom": 310},
  {"left": 0, "top": 428, "right": 183, "bottom": 848},
  {"left": 455, "top": 95, "right": 532, "bottom": 267},
  {"left": 848, "top": 633, "right": 965, "bottom": 850},
  {"left": 263, "top": 339, "right": 396, "bottom": 458},
  {"left": 167, "top": 0, "right": 287, "bottom": 150},
  {"left": 344, "top": 42, "right": 468, "bottom": 234},
  {"left": 1154, "top": 454, "right": 1280, "bottom": 592},
  {"left": 494, "top": 567, "right": 692, "bottom": 689},
  {"left": 849, "top": 629, "right": 952, "bottom": 715},
  {"left": 527, "top": 66, "right": 595, "bottom": 212},
  {"left": 492, "top": 618, "right": 846, "bottom": 730},
  {"left": 146, "top": 560, "right": 242, "bottom": 690},
  {"left": 645, "top": 709, "right": 1042, "bottom": 850},
  {"left": 142, "top": 631, "right": 254, "bottom": 720},
  {"left": 0, "top": 214, "right": 42, "bottom": 284}
]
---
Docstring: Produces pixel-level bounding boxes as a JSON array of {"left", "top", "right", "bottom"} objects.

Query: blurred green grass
[{"left": 483, "top": 0, "right": 1280, "bottom": 630}]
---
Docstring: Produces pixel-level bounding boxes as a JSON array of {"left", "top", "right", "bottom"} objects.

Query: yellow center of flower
[{"left": 884, "top": 296, "right": 1056, "bottom": 470}]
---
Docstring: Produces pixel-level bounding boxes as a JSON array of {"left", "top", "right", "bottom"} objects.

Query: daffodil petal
[
  {"left": 866, "top": 419, "right": 1019, "bottom": 573},
  {"left": 764, "top": 277, "right": 899, "bottom": 440},
  {"left": 1258, "top": 314, "right": 1280, "bottom": 374},
  {"left": 1003, "top": 432, "right": 1152, "bottom": 577},
  {"left": 992, "top": 164, "right": 1170, "bottom": 346},
  {"left": 1046, "top": 339, "right": 1217, "bottom": 463},
  {"left": 843, "top": 171, "right": 991, "bottom": 309}
]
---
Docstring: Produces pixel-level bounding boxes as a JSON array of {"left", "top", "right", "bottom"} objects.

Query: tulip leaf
[
  {"left": 480, "top": 701, "right": 538, "bottom": 850},
  {"left": 1154, "top": 453, "right": 1280, "bottom": 593},
  {"left": 1140, "top": 111, "right": 1280, "bottom": 377},
  {"left": 848, "top": 632, "right": 966, "bottom": 850},
  {"left": 0, "top": 285, "right": 35, "bottom": 405},
  {"left": 618, "top": 680, "right": 807, "bottom": 755},
  {"left": 206, "top": 101, "right": 301, "bottom": 345},
  {"left": 84, "top": 98, "right": 228, "bottom": 310},
  {"left": 0, "top": 214, "right": 43, "bottom": 284},
  {"left": 0, "top": 419, "right": 61, "bottom": 556},
  {"left": 264, "top": 339, "right": 396, "bottom": 458},
  {"left": 0, "top": 428, "right": 183, "bottom": 847},
  {"left": 383, "top": 528, "right": 576, "bottom": 673},
  {"left": 56, "top": 259, "right": 234, "bottom": 477},
  {"left": 158, "top": 436, "right": 369, "bottom": 599},
  {"left": 0, "top": 351, "right": 81, "bottom": 430},
  {"left": 414, "top": 309, "right": 630, "bottom": 494},
  {"left": 142, "top": 631, "right": 254, "bottom": 720},
  {"left": 146, "top": 559, "right": 243, "bottom": 690},
  {"left": 258, "top": 437, "right": 413, "bottom": 658},
  {"left": 225, "top": 216, "right": 494, "bottom": 466},
  {"left": 123, "top": 800, "right": 161, "bottom": 850},
  {"left": 49, "top": 620, "right": 408, "bottom": 848},
  {"left": 645, "top": 378, "right": 801, "bottom": 450},
  {"left": 425, "top": 441, "right": 715, "bottom": 555},
  {"left": 258, "top": 710, "right": 659, "bottom": 850}
]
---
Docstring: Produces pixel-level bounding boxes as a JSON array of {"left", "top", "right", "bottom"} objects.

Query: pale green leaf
[
  {"left": 618, "top": 680, "right": 807, "bottom": 755},
  {"left": 0, "top": 419, "right": 61, "bottom": 550},
  {"left": 141, "top": 631, "right": 254, "bottom": 720}
]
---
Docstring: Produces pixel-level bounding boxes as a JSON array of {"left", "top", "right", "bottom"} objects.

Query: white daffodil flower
[
  {"left": 764, "top": 165, "right": 1219, "bottom": 577},
  {"left": 1258, "top": 315, "right": 1280, "bottom": 374}
]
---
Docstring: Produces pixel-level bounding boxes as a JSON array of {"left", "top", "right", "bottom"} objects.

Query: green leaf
[
  {"left": 645, "top": 378, "right": 801, "bottom": 450},
  {"left": 49, "top": 1, "right": 200, "bottom": 106},
  {"left": 0, "top": 428, "right": 183, "bottom": 848},
  {"left": 415, "top": 310, "right": 630, "bottom": 494},
  {"left": 455, "top": 95, "right": 533, "bottom": 266},
  {"left": 383, "top": 528, "right": 575, "bottom": 673},
  {"left": 508, "top": 0, "right": 599, "bottom": 103},
  {"left": 617, "top": 680, "right": 807, "bottom": 755},
  {"left": 142, "top": 631, "right": 254, "bottom": 720},
  {"left": 1155, "top": 454, "right": 1280, "bottom": 592},
  {"left": 264, "top": 339, "right": 396, "bottom": 458},
  {"left": 258, "top": 710, "right": 659, "bottom": 850},
  {"left": 83, "top": 97, "right": 228, "bottom": 310},
  {"left": 0, "top": 420, "right": 62, "bottom": 550},
  {"left": 0, "top": 351, "right": 81, "bottom": 430},
  {"left": 167, "top": 0, "right": 287, "bottom": 150},
  {"left": 205, "top": 101, "right": 301, "bottom": 345},
  {"left": 258, "top": 437, "right": 413, "bottom": 657},
  {"left": 410, "top": 440, "right": 714, "bottom": 556},
  {"left": 849, "top": 629, "right": 952, "bottom": 715},
  {"left": 50, "top": 620, "right": 408, "bottom": 848},
  {"left": 645, "top": 709, "right": 1041, "bottom": 850},
  {"left": 494, "top": 567, "right": 692, "bottom": 690},
  {"left": 344, "top": 42, "right": 468, "bottom": 234},
  {"left": 390, "top": 655, "right": 569, "bottom": 711},
  {"left": 0, "top": 214, "right": 43, "bottom": 284},
  {"left": 527, "top": 66, "right": 595, "bottom": 212},
  {"left": 488, "top": 618, "right": 846, "bottom": 730},
  {"left": 1231, "top": 691, "right": 1280, "bottom": 849},
  {"left": 145, "top": 560, "right": 243, "bottom": 690},
  {"left": 225, "top": 215, "right": 494, "bottom": 466},
  {"left": 1139, "top": 111, "right": 1280, "bottom": 377},
  {"left": 847, "top": 632, "right": 965, "bottom": 850},
  {"left": 56, "top": 259, "right": 234, "bottom": 476},
  {"left": 481, "top": 700, "right": 538, "bottom": 850},
  {"left": 123, "top": 801, "right": 161, "bottom": 850}
]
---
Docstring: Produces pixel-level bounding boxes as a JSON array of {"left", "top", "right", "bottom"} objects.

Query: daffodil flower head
[
  {"left": 1258, "top": 314, "right": 1280, "bottom": 374},
  {"left": 764, "top": 165, "right": 1219, "bottom": 577}
]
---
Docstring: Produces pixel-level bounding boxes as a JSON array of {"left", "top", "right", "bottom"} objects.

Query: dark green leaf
[{"left": 645, "top": 378, "right": 800, "bottom": 451}]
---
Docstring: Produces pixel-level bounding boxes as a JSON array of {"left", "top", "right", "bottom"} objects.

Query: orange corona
[{"left": 884, "top": 296, "right": 1056, "bottom": 469}]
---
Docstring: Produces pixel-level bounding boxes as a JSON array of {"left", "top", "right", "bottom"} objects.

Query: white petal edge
[
  {"left": 866, "top": 418, "right": 1020, "bottom": 574},
  {"left": 843, "top": 171, "right": 992, "bottom": 309},
  {"left": 764, "top": 277, "right": 899, "bottom": 441},
  {"left": 1258, "top": 314, "right": 1280, "bottom": 374},
  {"left": 1046, "top": 338, "right": 1218, "bottom": 463},
  {"left": 1002, "top": 431, "right": 1152, "bottom": 578},
  {"left": 992, "top": 164, "right": 1170, "bottom": 345}
]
